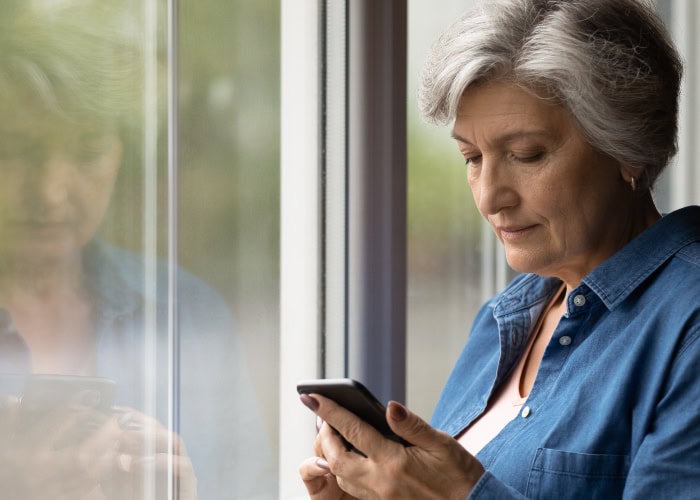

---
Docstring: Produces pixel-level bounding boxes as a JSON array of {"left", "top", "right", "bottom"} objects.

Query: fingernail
[
  {"left": 117, "top": 453, "right": 132, "bottom": 472},
  {"left": 300, "top": 394, "right": 319, "bottom": 412},
  {"left": 316, "top": 458, "right": 330, "bottom": 471},
  {"left": 117, "top": 412, "right": 142, "bottom": 431},
  {"left": 388, "top": 401, "right": 408, "bottom": 422},
  {"left": 316, "top": 416, "right": 324, "bottom": 432}
]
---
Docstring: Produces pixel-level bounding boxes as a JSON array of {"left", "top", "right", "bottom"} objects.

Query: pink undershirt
[{"left": 458, "top": 284, "right": 566, "bottom": 455}]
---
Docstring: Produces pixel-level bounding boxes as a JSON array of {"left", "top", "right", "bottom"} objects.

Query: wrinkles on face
[{"left": 453, "top": 81, "right": 638, "bottom": 286}]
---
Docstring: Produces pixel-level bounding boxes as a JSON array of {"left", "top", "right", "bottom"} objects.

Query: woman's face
[
  {"left": 453, "top": 81, "right": 633, "bottom": 285},
  {"left": 0, "top": 114, "right": 122, "bottom": 263}
]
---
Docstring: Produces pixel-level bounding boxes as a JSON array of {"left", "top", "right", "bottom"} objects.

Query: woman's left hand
[{"left": 300, "top": 394, "right": 485, "bottom": 499}]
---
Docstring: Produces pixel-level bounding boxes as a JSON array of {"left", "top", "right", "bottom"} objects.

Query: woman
[{"left": 299, "top": 0, "right": 700, "bottom": 497}]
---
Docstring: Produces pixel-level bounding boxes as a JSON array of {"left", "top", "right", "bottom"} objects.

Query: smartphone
[
  {"left": 18, "top": 374, "right": 116, "bottom": 433},
  {"left": 297, "top": 377, "right": 412, "bottom": 450}
]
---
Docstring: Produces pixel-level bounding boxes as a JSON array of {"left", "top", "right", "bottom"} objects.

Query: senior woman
[{"left": 299, "top": 0, "right": 700, "bottom": 498}]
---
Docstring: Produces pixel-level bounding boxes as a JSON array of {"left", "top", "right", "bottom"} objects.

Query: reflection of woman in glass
[{"left": 0, "top": 1, "right": 272, "bottom": 499}]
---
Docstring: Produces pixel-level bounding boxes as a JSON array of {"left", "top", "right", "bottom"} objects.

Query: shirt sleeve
[{"left": 622, "top": 325, "right": 700, "bottom": 498}]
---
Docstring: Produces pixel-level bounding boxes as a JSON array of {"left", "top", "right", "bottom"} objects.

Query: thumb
[{"left": 386, "top": 400, "right": 441, "bottom": 449}]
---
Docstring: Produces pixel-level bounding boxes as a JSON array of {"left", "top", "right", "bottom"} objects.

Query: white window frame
[{"left": 279, "top": 1, "right": 407, "bottom": 497}]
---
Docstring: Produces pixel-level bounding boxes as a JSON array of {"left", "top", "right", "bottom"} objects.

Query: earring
[{"left": 630, "top": 177, "right": 637, "bottom": 192}]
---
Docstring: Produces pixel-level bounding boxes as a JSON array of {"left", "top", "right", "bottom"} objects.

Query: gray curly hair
[{"left": 418, "top": 0, "right": 682, "bottom": 189}]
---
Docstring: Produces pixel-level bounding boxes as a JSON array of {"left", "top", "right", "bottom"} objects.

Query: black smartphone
[
  {"left": 297, "top": 377, "right": 412, "bottom": 450},
  {"left": 18, "top": 374, "right": 116, "bottom": 434}
]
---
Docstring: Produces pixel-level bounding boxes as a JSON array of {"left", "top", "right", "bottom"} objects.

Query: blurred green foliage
[
  {"left": 96, "top": 0, "right": 479, "bottom": 310},
  {"left": 407, "top": 113, "right": 483, "bottom": 280},
  {"left": 177, "top": 0, "right": 280, "bottom": 303}
]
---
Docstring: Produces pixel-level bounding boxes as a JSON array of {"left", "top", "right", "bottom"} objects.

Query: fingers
[
  {"left": 302, "top": 394, "right": 479, "bottom": 498},
  {"left": 385, "top": 400, "right": 447, "bottom": 450},
  {"left": 314, "top": 419, "right": 368, "bottom": 471},
  {"left": 39, "top": 405, "right": 106, "bottom": 451},
  {"left": 303, "top": 394, "right": 393, "bottom": 458},
  {"left": 112, "top": 407, "right": 187, "bottom": 457},
  {"left": 0, "top": 402, "right": 196, "bottom": 499},
  {"left": 299, "top": 455, "right": 348, "bottom": 498},
  {"left": 299, "top": 455, "right": 331, "bottom": 482},
  {"left": 74, "top": 406, "right": 191, "bottom": 492}
]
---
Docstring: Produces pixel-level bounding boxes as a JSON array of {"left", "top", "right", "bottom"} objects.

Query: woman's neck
[
  {"left": 0, "top": 253, "right": 87, "bottom": 303},
  {"left": 0, "top": 253, "right": 97, "bottom": 375}
]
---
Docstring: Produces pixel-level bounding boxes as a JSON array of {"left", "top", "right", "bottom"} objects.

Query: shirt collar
[
  {"left": 583, "top": 205, "right": 700, "bottom": 310},
  {"left": 83, "top": 239, "right": 144, "bottom": 322}
]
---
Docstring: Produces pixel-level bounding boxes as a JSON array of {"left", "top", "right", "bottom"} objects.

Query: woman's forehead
[
  {"left": 453, "top": 82, "right": 572, "bottom": 139},
  {"left": 0, "top": 107, "right": 116, "bottom": 139}
]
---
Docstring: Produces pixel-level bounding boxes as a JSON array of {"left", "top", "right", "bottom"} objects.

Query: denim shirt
[{"left": 431, "top": 206, "right": 700, "bottom": 499}]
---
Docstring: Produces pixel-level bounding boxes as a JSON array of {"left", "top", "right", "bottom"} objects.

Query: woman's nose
[
  {"left": 29, "top": 153, "right": 74, "bottom": 206},
  {"left": 472, "top": 159, "right": 518, "bottom": 216}
]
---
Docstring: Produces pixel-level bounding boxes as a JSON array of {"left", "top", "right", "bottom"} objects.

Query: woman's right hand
[
  {"left": 0, "top": 397, "right": 196, "bottom": 499},
  {"left": 0, "top": 395, "right": 122, "bottom": 499},
  {"left": 101, "top": 407, "right": 197, "bottom": 500},
  {"left": 299, "top": 455, "right": 357, "bottom": 500},
  {"left": 298, "top": 394, "right": 484, "bottom": 499}
]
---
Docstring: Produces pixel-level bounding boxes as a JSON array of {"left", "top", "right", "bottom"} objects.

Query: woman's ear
[
  {"left": 619, "top": 164, "right": 639, "bottom": 183},
  {"left": 619, "top": 164, "right": 644, "bottom": 191}
]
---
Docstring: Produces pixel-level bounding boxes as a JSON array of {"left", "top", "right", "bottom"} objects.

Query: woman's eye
[
  {"left": 70, "top": 145, "right": 107, "bottom": 164},
  {"left": 465, "top": 155, "right": 482, "bottom": 166},
  {"left": 67, "top": 135, "right": 114, "bottom": 165},
  {"left": 513, "top": 152, "right": 544, "bottom": 163}
]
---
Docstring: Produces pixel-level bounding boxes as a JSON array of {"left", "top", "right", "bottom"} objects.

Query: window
[
  {"left": 0, "top": 1, "right": 279, "bottom": 498},
  {"left": 2, "top": 0, "right": 696, "bottom": 498}
]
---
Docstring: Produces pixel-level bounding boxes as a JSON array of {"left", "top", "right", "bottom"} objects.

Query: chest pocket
[{"left": 525, "top": 448, "right": 630, "bottom": 499}]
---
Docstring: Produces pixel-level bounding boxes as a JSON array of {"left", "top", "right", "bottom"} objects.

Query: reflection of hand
[
  {"left": 0, "top": 398, "right": 196, "bottom": 500},
  {"left": 0, "top": 395, "right": 122, "bottom": 499},
  {"left": 299, "top": 394, "right": 484, "bottom": 499},
  {"left": 102, "top": 407, "right": 197, "bottom": 500}
]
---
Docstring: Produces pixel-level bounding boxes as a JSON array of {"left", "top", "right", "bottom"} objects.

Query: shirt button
[
  {"left": 521, "top": 406, "right": 532, "bottom": 418},
  {"left": 559, "top": 336, "right": 572, "bottom": 346},
  {"left": 573, "top": 294, "right": 586, "bottom": 307}
]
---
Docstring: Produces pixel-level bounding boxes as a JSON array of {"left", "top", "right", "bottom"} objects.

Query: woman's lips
[
  {"left": 10, "top": 220, "right": 72, "bottom": 237},
  {"left": 497, "top": 224, "right": 537, "bottom": 242}
]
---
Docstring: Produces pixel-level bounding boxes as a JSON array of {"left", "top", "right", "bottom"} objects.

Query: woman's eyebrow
[
  {"left": 450, "top": 130, "right": 471, "bottom": 144},
  {"left": 450, "top": 129, "right": 552, "bottom": 146}
]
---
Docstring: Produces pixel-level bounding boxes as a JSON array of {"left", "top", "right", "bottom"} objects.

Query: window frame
[{"left": 278, "top": 1, "right": 407, "bottom": 497}]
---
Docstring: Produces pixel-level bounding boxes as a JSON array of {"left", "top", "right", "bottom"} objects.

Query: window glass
[
  {"left": 406, "top": 0, "right": 482, "bottom": 420},
  {"left": 0, "top": 0, "right": 279, "bottom": 498},
  {"left": 178, "top": 0, "right": 280, "bottom": 498}
]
